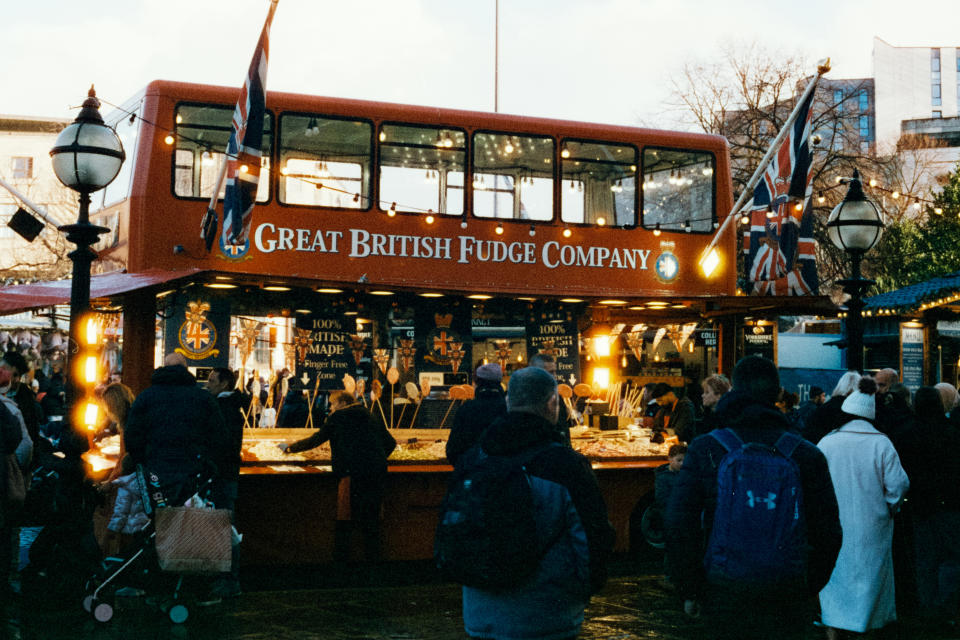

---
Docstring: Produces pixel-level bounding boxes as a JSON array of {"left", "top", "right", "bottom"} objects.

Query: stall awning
[{"left": 0, "top": 269, "right": 204, "bottom": 315}]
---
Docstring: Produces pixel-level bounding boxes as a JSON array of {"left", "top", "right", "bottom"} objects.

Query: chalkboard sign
[
  {"left": 525, "top": 316, "right": 581, "bottom": 385},
  {"left": 900, "top": 323, "right": 924, "bottom": 392},
  {"left": 741, "top": 323, "right": 776, "bottom": 363},
  {"left": 294, "top": 313, "right": 353, "bottom": 391}
]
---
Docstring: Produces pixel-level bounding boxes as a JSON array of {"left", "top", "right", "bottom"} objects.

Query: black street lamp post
[
  {"left": 827, "top": 170, "right": 884, "bottom": 373},
  {"left": 49, "top": 86, "right": 125, "bottom": 432}
]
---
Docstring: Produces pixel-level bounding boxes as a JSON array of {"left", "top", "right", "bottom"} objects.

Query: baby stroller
[{"left": 82, "top": 462, "right": 232, "bottom": 624}]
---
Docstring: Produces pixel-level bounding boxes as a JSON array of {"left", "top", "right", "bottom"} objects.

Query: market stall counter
[{"left": 235, "top": 426, "right": 671, "bottom": 567}]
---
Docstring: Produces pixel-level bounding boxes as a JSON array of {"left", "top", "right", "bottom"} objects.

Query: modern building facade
[{"left": 874, "top": 37, "right": 960, "bottom": 151}]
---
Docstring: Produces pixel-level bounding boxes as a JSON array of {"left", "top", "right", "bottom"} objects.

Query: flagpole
[{"left": 699, "top": 58, "right": 831, "bottom": 274}]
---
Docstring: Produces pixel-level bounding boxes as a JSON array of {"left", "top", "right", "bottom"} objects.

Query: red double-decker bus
[{"left": 87, "top": 80, "right": 737, "bottom": 564}]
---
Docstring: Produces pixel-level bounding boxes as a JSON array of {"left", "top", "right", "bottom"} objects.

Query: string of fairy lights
[{"left": 96, "top": 96, "right": 956, "bottom": 243}]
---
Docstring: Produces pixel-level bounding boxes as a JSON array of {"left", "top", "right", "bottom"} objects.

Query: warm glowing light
[
  {"left": 164, "top": 135, "right": 175, "bottom": 145},
  {"left": 419, "top": 292, "right": 444, "bottom": 298},
  {"left": 596, "top": 217, "right": 606, "bottom": 226},
  {"left": 741, "top": 214, "right": 750, "bottom": 225},
  {"left": 379, "top": 131, "right": 386, "bottom": 142},
  {"left": 559, "top": 298, "right": 583, "bottom": 303},
  {"left": 316, "top": 288, "right": 344, "bottom": 294},
  {"left": 869, "top": 178, "right": 878, "bottom": 187},
  {"left": 653, "top": 224, "right": 662, "bottom": 237},
  {"left": 84, "top": 401, "right": 99, "bottom": 426},
  {"left": 468, "top": 294, "right": 493, "bottom": 300},
  {"left": 562, "top": 228, "right": 572, "bottom": 238},
  {"left": 504, "top": 142, "right": 514, "bottom": 153},
  {"left": 599, "top": 299, "right": 627, "bottom": 305},
  {"left": 935, "top": 207, "right": 943, "bottom": 215},
  {"left": 700, "top": 247, "right": 721, "bottom": 278},
  {"left": 85, "top": 317, "right": 99, "bottom": 345},
  {"left": 84, "top": 356, "right": 97, "bottom": 383},
  {"left": 688, "top": 341, "right": 695, "bottom": 353},
  {"left": 892, "top": 191, "right": 900, "bottom": 199},
  {"left": 263, "top": 285, "right": 291, "bottom": 292},
  {"left": 592, "top": 367, "right": 610, "bottom": 389},
  {"left": 425, "top": 214, "right": 435, "bottom": 224},
  {"left": 594, "top": 336, "right": 611, "bottom": 357},
  {"left": 370, "top": 290, "right": 395, "bottom": 296},
  {"left": 203, "top": 283, "right": 237, "bottom": 289},
  {"left": 240, "top": 164, "right": 249, "bottom": 174},
  {"left": 561, "top": 147, "right": 570, "bottom": 158},
  {"left": 176, "top": 114, "right": 183, "bottom": 124},
  {"left": 495, "top": 224, "right": 504, "bottom": 235}
]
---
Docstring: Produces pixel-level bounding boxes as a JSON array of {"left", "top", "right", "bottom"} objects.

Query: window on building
[
  {"left": 560, "top": 140, "right": 637, "bottom": 226},
  {"left": 834, "top": 90, "right": 844, "bottom": 112},
  {"left": 10, "top": 157, "right": 33, "bottom": 180},
  {"left": 858, "top": 89, "right": 868, "bottom": 112},
  {"left": 933, "top": 110, "right": 942, "bottom": 119},
  {"left": 278, "top": 114, "right": 371, "bottom": 208},
  {"left": 472, "top": 132, "right": 554, "bottom": 221},
  {"left": 860, "top": 141, "right": 871, "bottom": 154},
  {"left": 379, "top": 124, "right": 466, "bottom": 216},
  {"left": 859, "top": 115, "right": 870, "bottom": 139},
  {"left": 933, "top": 83, "right": 942, "bottom": 107},
  {"left": 932, "top": 48, "right": 941, "bottom": 72},
  {"left": 174, "top": 104, "right": 272, "bottom": 202},
  {"left": 642, "top": 148, "right": 715, "bottom": 233}
]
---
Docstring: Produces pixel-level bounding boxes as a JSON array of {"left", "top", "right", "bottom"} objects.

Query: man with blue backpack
[{"left": 665, "top": 355, "right": 842, "bottom": 640}]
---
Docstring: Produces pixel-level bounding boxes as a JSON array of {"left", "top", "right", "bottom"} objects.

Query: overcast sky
[{"left": 3, "top": 0, "right": 958, "bottom": 130}]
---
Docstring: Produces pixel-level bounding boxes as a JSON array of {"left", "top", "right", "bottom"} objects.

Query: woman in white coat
[{"left": 817, "top": 376, "right": 910, "bottom": 638}]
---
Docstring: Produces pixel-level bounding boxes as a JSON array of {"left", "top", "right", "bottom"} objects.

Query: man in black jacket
[
  {"left": 446, "top": 363, "right": 507, "bottom": 466},
  {"left": 125, "top": 353, "right": 228, "bottom": 506},
  {"left": 665, "top": 356, "right": 842, "bottom": 640},
  {"left": 205, "top": 366, "right": 244, "bottom": 598},
  {"left": 282, "top": 390, "right": 396, "bottom": 563},
  {"left": 460, "top": 366, "right": 614, "bottom": 640}
]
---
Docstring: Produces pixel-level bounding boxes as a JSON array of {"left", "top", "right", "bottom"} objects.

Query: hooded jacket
[
  {"left": 108, "top": 472, "right": 150, "bottom": 534},
  {"left": 446, "top": 387, "right": 507, "bottom": 466},
  {"left": 124, "top": 365, "right": 228, "bottom": 505},
  {"left": 287, "top": 402, "right": 396, "bottom": 478},
  {"left": 665, "top": 389, "right": 842, "bottom": 601},
  {"left": 461, "top": 410, "right": 615, "bottom": 640}
]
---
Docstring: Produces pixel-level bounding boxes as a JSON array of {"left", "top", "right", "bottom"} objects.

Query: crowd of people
[{"left": 4, "top": 343, "right": 960, "bottom": 639}]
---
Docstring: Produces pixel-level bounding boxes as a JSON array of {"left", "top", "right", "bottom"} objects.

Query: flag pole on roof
[
  {"left": 699, "top": 58, "right": 831, "bottom": 279},
  {"left": 200, "top": 0, "right": 279, "bottom": 253}
]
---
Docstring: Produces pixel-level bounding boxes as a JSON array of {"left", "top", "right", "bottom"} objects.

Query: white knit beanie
[{"left": 841, "top": 377, "right": 877, "bottom": 421}]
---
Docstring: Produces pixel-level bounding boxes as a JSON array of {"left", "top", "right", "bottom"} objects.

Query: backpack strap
[
  {"left": 709, "top": 428, "right": 743, "bottom": 452},
  {"left": 773, "top": 431, "right": 803, "bottom": 459}
]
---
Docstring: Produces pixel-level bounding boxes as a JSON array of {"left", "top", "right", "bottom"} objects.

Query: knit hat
[
  {"left": 841, "top": 377, "right": 877, "bottom": 421},
  {"left": 475, "top": 363, "right": 503, "bottom": 383},
  {"left": 934, "top": 382, "right": 959, "bottom": 413}
]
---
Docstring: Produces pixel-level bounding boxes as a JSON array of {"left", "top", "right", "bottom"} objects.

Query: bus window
[
  {"left": 379, "top": 124, "right": 466, "bottom": 215},
  {"left": 473, "top": 132, "right": 553, "bottom": 221},
  {"left": 560, "top": 140, "right": 637, "bottom": 226},
  {"left": 173, "top": 104, "right": 272, "bottom": 201},
  {"left": 278, "top": 114, "right": 371, "bottom": 209},
  {"left": 98, "top": 99, "right": 143, "bottom": 211},
  {"left": 642, "top": 148, "right": 714, "bottom": 233}
]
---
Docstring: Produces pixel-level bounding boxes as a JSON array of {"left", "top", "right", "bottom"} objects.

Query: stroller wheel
[
  {"left": 92, "top": 601, "right": 114, "bottom": 623},
  {"left": 169, "top": 604, "right": 189, "bottom": 624},
  {"left": 82, "top": 594, "right": 95, "bottom": 612}
]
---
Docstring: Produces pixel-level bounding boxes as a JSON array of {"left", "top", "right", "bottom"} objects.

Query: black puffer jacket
[
  {"left": 215, "top": 390, "right": 246, "bottom": 480},
  {"left": 665, "top": 390, "right": 842, "bottom": 599},
  {"left": 287, "top": 402, "right": 396, "bottom": 477},
  {"left": 446, "top": 388, "right": 507, "bottom": 466},
  {"left": 125, "top": 365, "right": 227, "bottom": 505}
]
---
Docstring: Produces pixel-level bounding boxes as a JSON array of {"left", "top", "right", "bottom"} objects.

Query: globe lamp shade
[
  {"left": 50, "top": 87, "right": 125, "bottom": 193},
  {"left": 826, "top": 171, "right": 883, "bottom": 253}
]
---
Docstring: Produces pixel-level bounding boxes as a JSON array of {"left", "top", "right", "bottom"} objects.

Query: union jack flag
[
  {"left": 743, "top": 83, "right": 819, "bottom": 296},
  {"left": 204, "top": 0, "right": 278, "bottom": 251}
]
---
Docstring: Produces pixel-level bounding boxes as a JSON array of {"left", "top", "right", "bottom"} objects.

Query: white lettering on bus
[{"left": 543, "top": 242, "right": 651, "bottom": 270}]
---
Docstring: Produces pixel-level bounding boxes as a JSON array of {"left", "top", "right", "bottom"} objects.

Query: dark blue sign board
[{"left": 900, "top": 324, "right": 924, "bottom": 392}]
